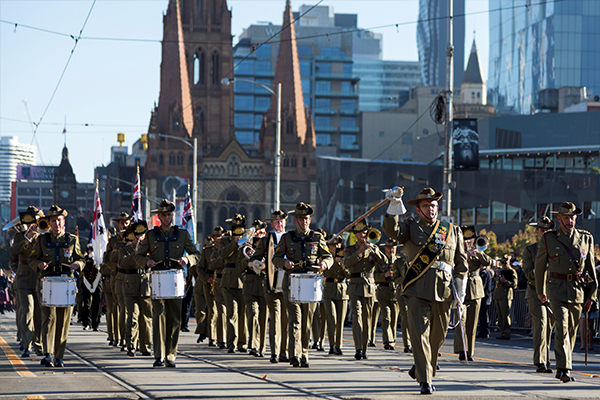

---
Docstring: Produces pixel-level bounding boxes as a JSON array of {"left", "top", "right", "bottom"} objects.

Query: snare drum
[
  {"left": 151, "top": 269, "right": 185, "bottom": 299},
  {"left": 41, "top": 277, "right": 77, "bottom": 307},
  {"left": 289, "top": 273, "right": 323, "bottom": 303},
  {"left": 274, "top": 268, "right": 285, "bottom": 293}
]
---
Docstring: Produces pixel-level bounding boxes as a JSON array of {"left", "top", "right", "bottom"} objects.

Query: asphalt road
[{"left": 1, "top": 311, "right": 600, "bottom": 399}]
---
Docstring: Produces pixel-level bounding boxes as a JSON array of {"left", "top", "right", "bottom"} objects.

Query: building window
[
  {"left": 196, "top": 106, "right": 205, "bottom": 134},
  {"left": 188, "top": 154, "right": 193, "bottom": 166},
  {"left": 169, "top": 153, "right": 175, "bottom": 165},
  {"left": 235, "top": 96, "right": 254, "bottom": 111},
  {"left": 159, "top": 154, "right": 164, "bottom": 165},
  {"left": 316, "top": 134, "right": 331, "bottom": 146},
  {"left": 235, "top": 132, "right": 255, "bottom": 145},
  {"left": 235, "top": 59, "right": 254, "bottom": 74},
  {"left": 283, "top": 157, "right": 289, "bottom": 167},
  {"left": 235, "top": 113, "right": 254, "bottom": 129},
  {"left": 402, "top": 132, "right": 413, "bottom": 144},
  {"left": 302, "top": 157, "right": 307, "bottom": 168},
  {"left": 197, "top": 0, "right": 203, "bottom": 19},
  {"left": 340, "top": 134, "right": 358, "bottom": 150},
  {"left": 315, "top": 116, "right": 331, "bottom": 127},
  {"left": 316, "top": 81, "right": 330, "bottom": 93},
  {"left": 211, "top": 51, "right": 219, "bottom": 84},
  {"left": 255, "top": 97, "right": 270, "bottom": 111},
  {"left": 286, "top": 118, "right": 294, "bottom": 134},
  {"left": 341, "top": 99, "right": 355, "bottom": 111},
  {"left": 316, "top": 62, "right": 331, "bottom": 74},
  {"left": 341, "top": 117, "right": 356, "bottom": 128},
  {"left": 316, "top": 98, "right": 330, "bottom": 111},
  {"left": 297, "top": 45, "right": 311, "bottom": 55},
  {"left": 300, "top": 61, "right": 311, "bottom": 76},
  {"left": 193, "top": 49, "right": 205, "bottom": 85},
  {"left": 172, "top": 115, "right": 180, "bottom": 131},
  {"left": 302, "top": 79, "right": 311, "bottom": 94},
  {"left": 256, "top": 61, "right": 271, "bottom": 72},
  {"left": 291, "top": 156, "right": 297, "bottom": 168},
  {"left": 256, "top": 44, "right": 271, "bottom": 59}
]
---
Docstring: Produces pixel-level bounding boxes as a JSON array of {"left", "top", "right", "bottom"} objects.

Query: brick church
[{"left": 144, "top": 0, "right": 317, "bottom": 239}]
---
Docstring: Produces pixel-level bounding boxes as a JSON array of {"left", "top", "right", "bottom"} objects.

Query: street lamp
[
  {"left": 148, "top": 133, "right": 198, "bottom": 242},
  {"left": 221, "top": 77, "right": 282, "bottom": 212}
]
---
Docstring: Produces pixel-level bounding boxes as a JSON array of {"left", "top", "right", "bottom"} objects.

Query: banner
[
  {"left": 453, "top": 119, "right": 479, "bottom": 171},
  {"left": 16, "top": 165, "right": 55, "bottom": 181},
  {"left": 181, "top": 187, "right": 195, "bottom": 244},
  {"left": 91, "top": 186, "right": 108, "bottom": 267},
  {"left": 131, "top": 167, "right": 143, "bottom": 222}
]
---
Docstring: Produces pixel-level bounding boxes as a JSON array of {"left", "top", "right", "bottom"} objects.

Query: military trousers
[
  {"left": 369, "top": 300, "right": 380, "bottom": 345},
  {"left": 528, "top": 296, "right": 554, "bottom": 368},
  {"left": 104, "top": 292, "right": 117, "bottom": 341},
  {"left": 264, "top": 290, "right": 288, "bottom": 357},
  {"left": 80, "top": 286, "right": 102, "bottom": 330},
  {"left": 406, "top": 295, "right": 452, "bottom": 384},
  {"left": 152, "top": 298, "right": 182, "bottom": 362},
  {"left": 222, "top": 287, "right": 247, "bottom": 350},
  {"left": 395, "top": 293, "right": 411, "bottom": 349},
  {"left": 181, "top": 285, "right": 194, "bottom": 330},
  {"left": 203, "top": 283, "right": 216, "bottom": 340},
  {"left": 549, "top": 298, "right": 581, "bottom": 371},
  {"left": 125, "top": 294, "right": 152, "bottom": 353},
  {"left": 16, "top": 287, "right": 39, "bottom": 351},
  {"left": 495, "top": 298, "right": 512, "bottom": 338},
  {"left": 284, "top": 295, "right": 316, "bottom": 360},
  {"left": 453, "top": 298, "right": 481, "bottom": 356},
  {"left": 114, "top": 276, "right": 126, "bottom": 345},
  {"left": 323, "top": 297, "right": 347, "bottom": 349},
  {"left": 311, "top": 304, "right": 326, "bottom": 346},
  {"left": 350, "top": 295, "right": 374, "bottom": 352},
  {"left": 39, "top": 292, "right": 73, "bottom": 359},
  {"left": 244, "top": 293, "right": 267, "bottom": 353},
  {"left": 193, "top": 285, "right": 207, "bottom": 336},
  {"left": 377, "top": 289, "right": 399, "bottom": 345},
  {"left": 212, "top": 281, "right": 226, "bottom": 344}
]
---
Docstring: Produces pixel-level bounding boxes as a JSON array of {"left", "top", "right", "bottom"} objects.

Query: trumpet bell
[
  {"left": 475, "top": 235, "right": 489, "bottom": 251},
  {"left": 367, "top": 227, "right": 381, "bottom": 244},
  {"left": 37, "top": 218, "right": 50, "bottom": 233}
]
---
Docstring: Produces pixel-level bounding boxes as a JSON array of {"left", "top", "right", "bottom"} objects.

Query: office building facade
[{"left": 0, "top": 136, "right": 36, "bottom": 203}]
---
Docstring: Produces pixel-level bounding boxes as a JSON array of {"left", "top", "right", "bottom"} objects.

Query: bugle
[{"left": 366, "top": 227, "right": 381, "bottom": 244}]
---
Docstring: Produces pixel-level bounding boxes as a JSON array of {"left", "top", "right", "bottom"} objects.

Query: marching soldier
[
  {"left": 209, "top": 227, "right": 227, "bottom": 349},
  {"left": 251, "top": 210, "right": 289, "bottom": 364},
  {"left": 323, "top": 235, "right": 348, "bottom": 355},
  {"left": 391, "top": 243, "right": 412, "bottom": 353},
  {"left": 10, "top": 206, "right": 44, "bottom": 357},
  {"left": 119, "top": 221, "right": 152, "bottom": 357},
  {"left": 454, "top": 228, "right": 491, "bottom": 361},
  {"left": 29, "top": 205, "right": 86, "bottom": 367},
  {"left": 135, "top": 199, "right": 199, "bottom": 367},
  {"left": 344, "top": 220, "right": 388, "bottom": 360},
  {"left": 523, "top": 216, "right": 555, "bottom": 373},
  {"left": 536, "top": 202, "right": 597, "bottom": 382},
  {"left": 180, "top": 255, "right": 195, "bottom": 333},
  {"left": 376, "top": 239, "right": 400, "bottom": 350},
  {"left": 191, "top": 236, "right": 214, "bottom": 344},
  {"left": 219, "top": 214, "right": 248, "bottom": 353},
  {"left": 273, "top": 202, "right": 333, "bottom": 368},
  {"left": 80, "top": 244, "right": 102, "bottom": 331},
  {"left": 495, "top": 256, "right": 517, "bottom": 340},
  {"left": 383, "top": 187, "right": 468, "bottom": 395}
]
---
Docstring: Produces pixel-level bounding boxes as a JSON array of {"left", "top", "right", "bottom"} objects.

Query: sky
[{"left": 0, "top": 0, "right": 489, "bottom": 183}]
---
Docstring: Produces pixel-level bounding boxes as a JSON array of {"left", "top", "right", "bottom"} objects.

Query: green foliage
[{"left": 480, "top": 226, "right": 538, "bottom": 261}]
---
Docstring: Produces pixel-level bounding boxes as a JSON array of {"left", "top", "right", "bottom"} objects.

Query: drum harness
[
  {"left": 154, "top": 226, "right": 179, "bottom": 270},
  {"left": 290, "top": 230, "right": 316, "bottom": 273},
  {"left": 45, "top": 232, "right": 71, "bottom": 276}
]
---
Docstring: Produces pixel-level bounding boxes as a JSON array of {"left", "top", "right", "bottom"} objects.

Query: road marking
[
  {"left": 0, "top": 335, "right": 36, "bottom": 377},
  {"left": 26, "top": 396, "right": 45, "bottom": 399}
]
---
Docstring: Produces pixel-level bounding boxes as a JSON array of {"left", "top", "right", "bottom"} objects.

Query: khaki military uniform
[
  {"left": 273, "top": 229, "right": 333, "bottom": 362},
  {"left": 494, "top": 266, "right": 517, "bottom": 338},
  {"left": 191, "top": 245, "right": 213, "bottom": 340},
  {"left": 112, "top": 246, "right": 127, "bottom": 346},
  {"left": 28, "top": 232, "right": 85, "bottom": 359},
  {"left": 101, "top": 233, "right": 127, "bottom": 344},
  {"left": 523, "top": 242, "right": 554, "bottom": 369},
  {"left": 454, "top": 250, "right": 489, "bottom": 357},
  {"left": 218, "top": 236, "right": 248, "bottom": 351},
  {"left": 135, "top": 226, "right": 199, "bottom": 363},
  {"left": 10, "top": 231, "right": 42, "bottom": 353},
  {"left": 119, "top": 243, "right": 152, "bottom": 354},
  {"left": 252, "top": 232, "right": 288, "bottom": 359},
  {"left": 383, "top": 215, "right": 468, "bottom": 384},
  {"left": 80, "top": 253, "right": 103, "bottom": 330},
  {"left": 536, "top": 228, "right": 597, "bottom": 371},
  {"left": 391, "top": 254, "right": 411, "bottom": 351},
  {"left": 374, "top": 255, "right": 399, "bottom": 347},
  {"left": 209, "top": 250, "right": 226, "bottom": 347},
  {"left": 322, "top": 260, "right": 349, "bottom": 352}
]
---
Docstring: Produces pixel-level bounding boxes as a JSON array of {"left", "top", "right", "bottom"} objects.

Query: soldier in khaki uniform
[
  {"left": 101, "top": 212, "right": 131, "bottom": 347},
  {"left": 251, "top": 210, "right": 289, "bottom": 363},
  {"left": 377, "top": 239, "right": 400, "bottom": 350},
  {"left": 119, "top": 221, "right": 152, "bottom": 357},
  {"left": 323, "top": 236, "right": 349, "bottom": 355},
  {"left": 383, "top": 188, "right": 468, "bottom": 395},
  {"left": 219, "top": 214, "right": 248, "bottom": 353},
  {"left": 191, "top": 237, "right": 214, "bottom": 344},
  {"left": 273, "top": 202, "right": 333, "bottom": 367},
  {"left": 209, "top": 227, "right": 227, "bottom": 349},
  {"left": 495, "top": 256, "right": 518, "bottom": 339},
  {"left": 391, "top": 244, "right": 412, "bottom": 353},
  {"left": 523, "top": 216, "right": 555, "bottom": 373},
  {"left": 454, "top": 228, "right": 490, "bottom": 360},
  {"left": 10, "top": 206, "right": 44, "bottom": 357},
  {"left": 536, "top": 202, "right": 597, "bottom": 382},
  {"left": 29, "top": 205, "right": 86, "bottom": 367},
  {"left": 135, "top": 200, "right": 199, "bottom": 367}
]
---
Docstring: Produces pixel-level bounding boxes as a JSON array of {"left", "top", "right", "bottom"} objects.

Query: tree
[{"left": 510, "top": 225, "right": 538, "bottom": 259}]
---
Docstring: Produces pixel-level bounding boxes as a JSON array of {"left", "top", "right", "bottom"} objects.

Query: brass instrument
[
  {"left": 475, "top": 235, "right": 489, "bottom": 251},
  {"left": 366, "top": 227, "right": 381, "bottom": 244},
  {"left": 37, "top": 218, "right": 50, "bottom": 234},
  {"left": 238, "top": 227, "right": 256, "bottom": 259}
]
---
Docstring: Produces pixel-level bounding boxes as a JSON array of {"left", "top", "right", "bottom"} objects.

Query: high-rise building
[
  {"left": 488, "top": 0, "right": 600, "bottom": 114},
  {"left": 416, "top": 0, "right": 465, "bottom": 87},
  {"left": 0, "top": 136, "right": 36, "bottom": 203}
]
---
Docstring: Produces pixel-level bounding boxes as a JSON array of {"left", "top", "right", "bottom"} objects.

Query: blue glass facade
[{"left": 488, "top": 0, "right": 600, "bottom": 114}]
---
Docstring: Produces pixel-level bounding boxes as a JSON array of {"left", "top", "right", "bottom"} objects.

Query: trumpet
[
  {"left": 475, "top": 235, "right": 489, "bottom": 251},
  {"left": 37, "top": 218, "right": 50, "bottom": 234},
  {"left": 367, "top": 227, "right": 381, "bottom": 244}
]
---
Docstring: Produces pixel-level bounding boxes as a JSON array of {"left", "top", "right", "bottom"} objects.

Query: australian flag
[
  {"left": 131, "top": 168, "right": 143, "bottom": 222},
  {"left": 91, "top": 185, "right": 108, "bottom": 266},
  {"left": 182, "top": 187, "right": 195, "bottom": 244}
]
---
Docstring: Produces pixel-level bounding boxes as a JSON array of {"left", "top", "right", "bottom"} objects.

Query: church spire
[
  {"left": 463, "top": 38, "right": 483, "bottom": 84},
  {"left": 156, "top": 0, "right": 194, "bottom": 137}
]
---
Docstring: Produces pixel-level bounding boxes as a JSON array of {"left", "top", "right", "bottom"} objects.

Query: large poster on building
[
  {"left": 16, "top": 165, "right": 55, "bottom": 181},
  {"left": 453, "top": 119, "right": 479, "bottom": 170}
]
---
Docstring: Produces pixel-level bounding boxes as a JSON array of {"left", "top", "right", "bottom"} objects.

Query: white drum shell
[
  {"left": 41, "top": 277, "right": 77, "bottom": 307},
  {"left": 151, "top": 269, "right": 185, "bottom": 299},
  {"left": 289, "top": 273, "right": 323, "bottom": 303},
  {"left": 274, "top": 268, "right": 285, "bottom": 293}
]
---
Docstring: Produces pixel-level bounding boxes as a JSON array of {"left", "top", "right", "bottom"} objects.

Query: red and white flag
[
  {"left": 181, "top": 187, "right": 195, "bottom": 244},
  {"left": 91, "top": 185, "right": 108, "bottom": 267},
  {"left": 131, "top": 167, "right": 143, "bottom": 222}
]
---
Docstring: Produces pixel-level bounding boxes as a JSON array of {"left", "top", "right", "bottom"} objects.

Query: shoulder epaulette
[{"left": 578, "top": 229, "right": 591, "bottom": 235}]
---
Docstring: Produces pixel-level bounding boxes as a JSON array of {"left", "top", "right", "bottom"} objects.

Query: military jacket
[
  {"left": 522, "top": 242, "right": 539, "bottom": 300},
  {"left": 391, "top": 256, "right": 407, "bottom": 294},
  {"left": 494, "top": 267, "right": 517, "bottom": 301},
  {"left": 218, "top": 236, "right": 243, "bottom": 289},
  {"left": 322, "top": 260, "right": 349, "bottom": 301},
  {"left": 135, "top": 225, "right": 200, "bottom": 275},
  {"left": 535, "top": 228, "right": 597, "bottom": 304},
  {"left": 465, "top": 250, "right": 490, "bottom": 301},
  {"left": 119, "top": 242, "right": 150, "bottom": 297},
  {"left": 208, "top": 241, "right": 225, "bottom": 289},
  {"left": 344, "top": 243, "right": 387, "bottom": 298},
  {"left": 10, "top": 231, "right": 38, "bottom": 290},
  {"left": 383, "top": 215, "right": 468, "bottom": 302},
  {"left": 374, "top": 253, "right": 397, "bottom": 301},
  {"left": 191, "top": 245, "right": 215, "bottom": 290},
  {"left": 28, "top": 231, "right": 85, "bottom": 278},
  {"left": 101, "top": 233, "right": 127, "bottom": 294},
  {"left": 273, "top": 229, "right": 333, "bottom": 273}
]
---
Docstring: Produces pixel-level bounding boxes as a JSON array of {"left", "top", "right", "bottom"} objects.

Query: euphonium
[
  {"left": 366, "top": 227, "right": 381, "bottom": 244},
  {"left": 475, "top": 235, "right": 489, "bottom": 251}
]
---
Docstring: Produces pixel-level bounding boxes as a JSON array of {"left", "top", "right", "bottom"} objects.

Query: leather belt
[
  {"left": 377, "top": 282, "right": 394, "bottom": 287},
  {"left": 20, "top": 261, "right": 29, "bottom": 265},
  {"left": 325, "top": 278, "right": 342, "bottom": 283},
  {"left": 246, "top": 269, "right": 257, "bottom": 276},
  {"left": 549, "top": 271, "right": 582, "bottom": 281},
  {"left": 118, "top": 267, "right": 147, "bottom": 275},
  {"left": 350, "top": 272, "right": 374, "bottom": 279},
  {"left": 224, "top": 263, "right": 236, "bottom": 269}
]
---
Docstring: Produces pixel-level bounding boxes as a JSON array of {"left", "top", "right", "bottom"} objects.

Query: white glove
[
  {"left": 453, "top": 276, "right": 467, "bottom": 306},
  {"left": 250, "top": 260, "right": 266, "bottom": 275},
  {"left": 383, "top": 186, "right": 406, "bottom": 215}
]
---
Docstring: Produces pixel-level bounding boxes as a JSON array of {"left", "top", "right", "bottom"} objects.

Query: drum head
[{"left": 266, "top": 234, "right": 275, "bottom": 291}]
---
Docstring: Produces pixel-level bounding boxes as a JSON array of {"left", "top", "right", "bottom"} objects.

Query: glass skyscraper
[{"left": 488, "top": 0, "right": 600, "bottom": 114}]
